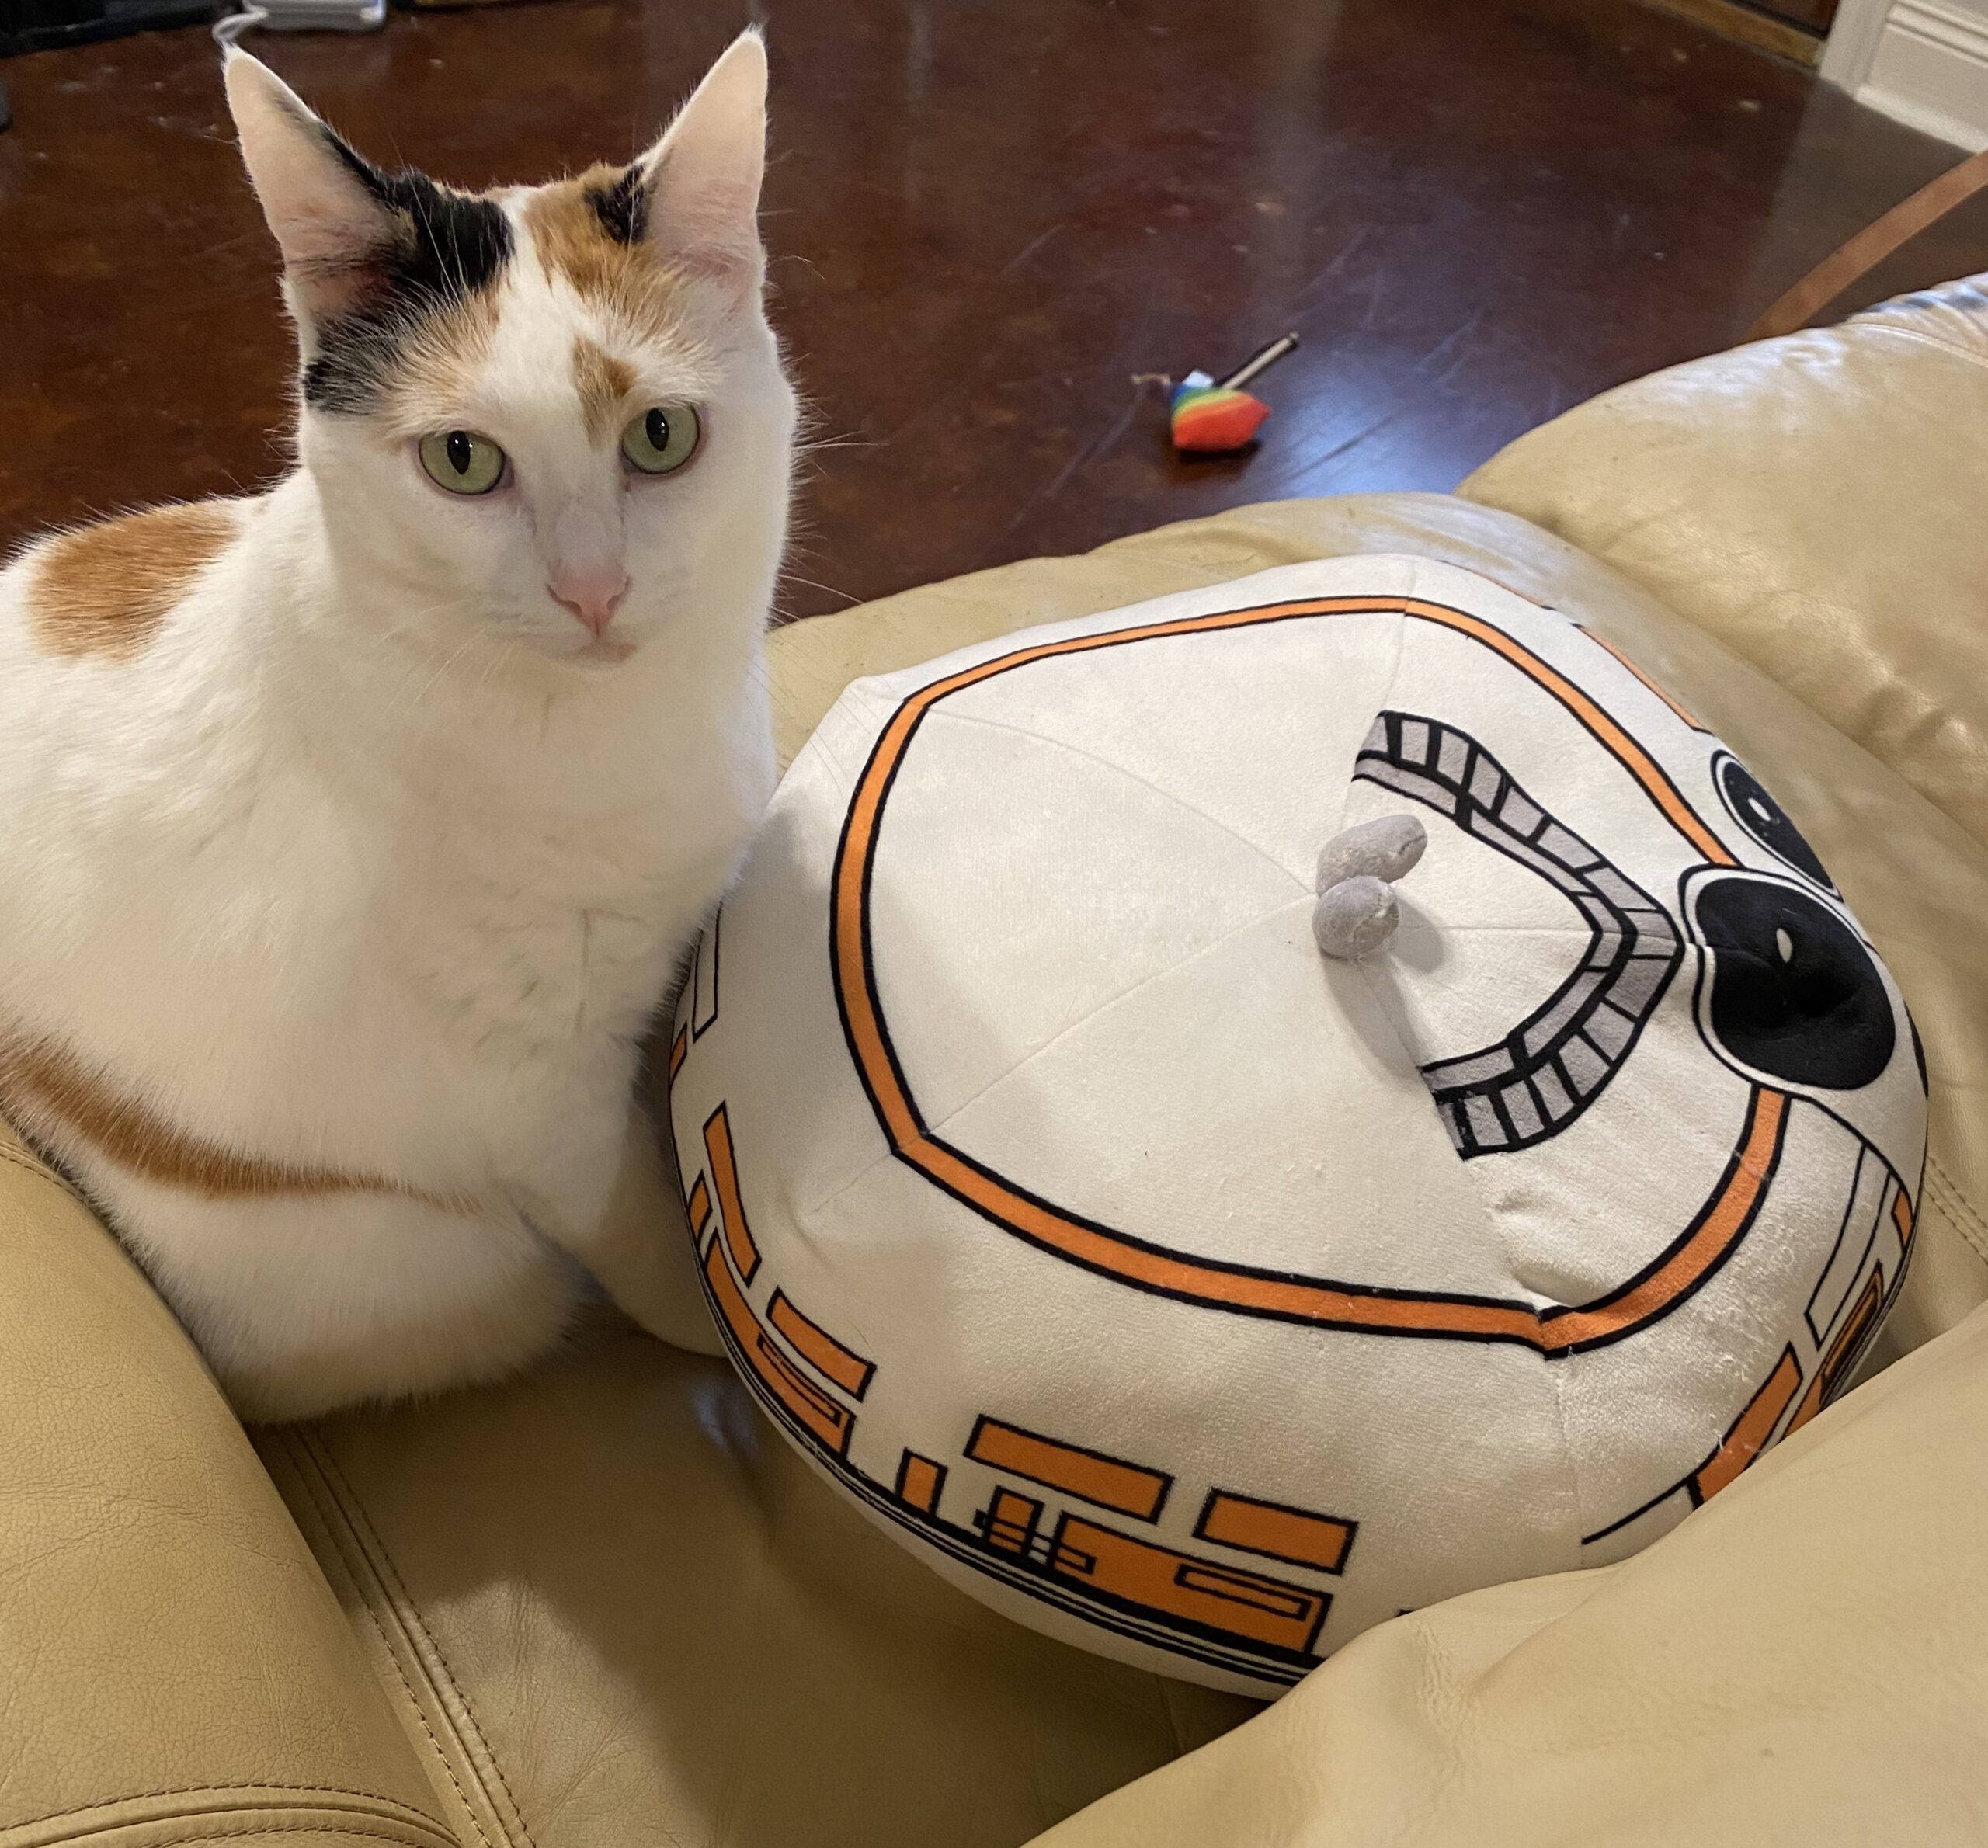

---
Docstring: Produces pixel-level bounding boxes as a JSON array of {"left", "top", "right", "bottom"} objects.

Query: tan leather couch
[{"left": 5, "top": 276, "right": 1986, "bottom": 1848}]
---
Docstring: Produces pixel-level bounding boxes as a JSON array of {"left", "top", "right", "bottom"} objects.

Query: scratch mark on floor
[
  {"left": 1003, "top": 222, "right": 1070, "bottom": 274},
  {"left": 1005, "top": 390, "right": 1146, "bottom": 533}
]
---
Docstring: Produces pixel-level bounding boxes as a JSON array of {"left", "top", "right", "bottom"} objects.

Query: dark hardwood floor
[{"left": 0, "top": 0, "right": 1978, "bottom": 620}]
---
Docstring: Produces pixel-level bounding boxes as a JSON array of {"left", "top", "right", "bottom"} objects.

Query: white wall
[{"left": 1824, "top": 0, "right": 1988, "bottom": 148}]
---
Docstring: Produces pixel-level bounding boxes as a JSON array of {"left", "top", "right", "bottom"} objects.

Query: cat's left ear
[{"left": 633, "top": 30, "right": 769, "bottom": 288}]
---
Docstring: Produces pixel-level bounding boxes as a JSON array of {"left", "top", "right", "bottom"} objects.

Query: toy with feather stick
[{"left": 1170, "top": 331, "right": 1300, "bottom": 453}]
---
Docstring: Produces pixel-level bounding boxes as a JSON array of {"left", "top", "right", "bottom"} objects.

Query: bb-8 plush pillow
[{"left": 665, "top": 556, "right": 1926, "bottom": 1698}]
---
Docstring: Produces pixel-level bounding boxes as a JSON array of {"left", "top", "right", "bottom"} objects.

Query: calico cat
[{"left": 0, "top": 33, "right": 794, "bottom": 1419}]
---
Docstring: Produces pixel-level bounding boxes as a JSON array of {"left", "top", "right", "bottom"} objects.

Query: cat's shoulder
[{"left": 5, "top": 496, "right": 257, "bottom": 664}]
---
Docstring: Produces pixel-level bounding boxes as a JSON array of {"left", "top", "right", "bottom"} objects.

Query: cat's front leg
[{"left": 516, "top": 1102, "right": 725, "bottom": 1357}]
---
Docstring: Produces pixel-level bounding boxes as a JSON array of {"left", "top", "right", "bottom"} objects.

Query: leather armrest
[
  {"left": 0, "top": 1124, "right": 457, "bottom": 1848},
  {"left": 1459, "top": 275, "right": 1988, "bottom": 850}
]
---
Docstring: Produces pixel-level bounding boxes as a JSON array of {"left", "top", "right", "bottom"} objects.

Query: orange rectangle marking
[
  {"left": 769, "top": 1290, "right": 874, "bottom": 1399},
  {"left": 897, "top": 1451, "right": 945, "bottom": 1515},
  {"left": 668, "top": 1028, "right": 688, "bottom": 1080},
  {"left": 1694, "top": 1346, "right": 1802, "bottom": 1502},
  {"left": 686, "top": 1173, "right": 711, "bottom": 1238},
  {"left": 701, "top": 1236, "right": 850, "bottom": 1456},
  {"left": 966, "top": 1417, "right": 1170, "bottom": 1520},
  {"left": 1788, "top": 1273, "right": 1885, "bottom": 1436},
  {"left": 1892, "top": 1190, "right": 1914, "bottom": 1249},
  {"left": 1051, "top": 1516, "right": 1326, "bottom": 1655},
  {"left": 1195, "top": 1491, "right": 1354, "bottom": 1574},
  {"left": 985, "top": 1487, "right": 1041, "bottom": 1555},
  {"left": 702, "top": 1105, "right": 760, "bottom": 1284}
]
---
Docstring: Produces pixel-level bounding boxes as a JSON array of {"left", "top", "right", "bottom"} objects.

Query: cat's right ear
[{"left": 223, "top": 50, "right": 397, "bottom": 327}]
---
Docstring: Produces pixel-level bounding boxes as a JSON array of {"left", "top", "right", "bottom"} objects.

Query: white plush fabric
[{"left": 666, "top": 557, "right": 1927, "bottom": 1697}]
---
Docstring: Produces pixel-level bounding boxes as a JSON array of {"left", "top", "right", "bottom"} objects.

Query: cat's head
[{"left": 224, "top": 34, "right": 793, "bottom": 670}]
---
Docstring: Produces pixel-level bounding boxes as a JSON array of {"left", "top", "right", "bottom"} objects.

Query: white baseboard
[{"left": 1856, "top": 0, "right": 1988, "bottom": 151}]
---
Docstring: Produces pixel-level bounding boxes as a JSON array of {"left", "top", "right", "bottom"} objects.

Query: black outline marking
[
  {"left": 1804, "top": 1150, "right": 1884, "bottom": 1346},
  {"left": 1680, "top": 865, "right": 1915, "bottom": 1119},
  {"left": 692, "top": 905, "right": 722, "bottom": 1041},
  {"left": 1712, "top": 749, "right": 1838, "bottom": 895},
  {"left": 1356, "top": 710, "right": 1682, "bottom": 1156}
]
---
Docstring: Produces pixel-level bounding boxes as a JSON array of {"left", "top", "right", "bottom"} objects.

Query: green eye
[
  {"left": 418, "top": 430, "right": 506, "bottom": 495},
  {"left": 620, "top": 404, "right": 701, "bottom": 475}
]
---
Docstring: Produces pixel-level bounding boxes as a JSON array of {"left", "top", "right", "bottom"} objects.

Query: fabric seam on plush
[
  {"left": 927, "top": 703, "right": 1308, "bottom": 890},
  {"left": 922, "top": 894, "right": 1315, "bottom": 1145},
  {"left": 1355, "top": 575, "right": 1583, "bottom": 1558}
]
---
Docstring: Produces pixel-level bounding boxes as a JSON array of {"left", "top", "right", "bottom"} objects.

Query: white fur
[{"left": 0, "top": 35, "right": 795, "bottom": 1419}]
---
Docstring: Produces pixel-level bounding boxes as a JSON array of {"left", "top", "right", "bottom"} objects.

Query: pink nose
[{"left": 547, "top": 568, "right": 629, "bottom": 637}]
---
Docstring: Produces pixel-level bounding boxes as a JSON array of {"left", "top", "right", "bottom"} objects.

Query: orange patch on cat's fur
[
  {"left": 0, "top": 1033, "right": 476, "bottom": 1211},
  {"left": 573, "top": 336, "right": 636, "bottom": 444},
  {"left": 388, "top": 287, "right": 503, "bottom": 428},
  {"left": 524, "top": 171, "right": 683, "bottom": 344},
  {"left": 29, "top": 502, "right": 242, "bottom": 662}
]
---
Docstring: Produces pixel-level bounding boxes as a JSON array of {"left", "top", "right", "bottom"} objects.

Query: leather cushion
[
  {"left": 0, "top": 1122, "right": 454, "bottom": 1848},
  {"left": 1460, "top": 274, "right": 1988, "bottom": 853}
]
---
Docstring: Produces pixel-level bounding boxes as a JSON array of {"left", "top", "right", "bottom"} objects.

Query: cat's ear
[
  {"left": 223, "top": 50, "right": 398, "bottom": 325},
  {"left": 634, "top": 30, "right": 769, "bottom": 285}
]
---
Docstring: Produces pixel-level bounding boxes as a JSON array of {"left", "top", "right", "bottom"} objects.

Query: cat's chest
[{"left": 391, "top": 798, "right": 745, "bottom": 1060}]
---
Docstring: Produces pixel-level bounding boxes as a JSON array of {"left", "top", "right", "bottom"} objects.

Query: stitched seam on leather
[
  {"left": 16, "top": 1805, "right": 448, "bottom": 1848},
  {"left": 1927, "top": 1153, "right": 1988, "bottom": 1266},
  {"left": 1857, "top": 322, "right": 1988, "bottom": 378},
  {"left": 148, "top": 1820, "right": 447, "bottom": 1836},
  {"left": 146, "top": 1826, "right": 440, "bottom": 1847},
  {"left": 5, "top": 1789, "right": 453, "bottom": 1846},
  {"left": 301, "top": 1434, "right": 537, "bottom": 1848},
  {"left": 274, "top": 1436, "right": 502, "bottom": 1848},
  {"left": 0, "top": 1136, "right": 89, "bottom": 1207}
]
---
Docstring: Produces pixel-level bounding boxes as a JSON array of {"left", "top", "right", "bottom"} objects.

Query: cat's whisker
[{"left": 777, "top": 571, "right": 862, "bottom": 610}]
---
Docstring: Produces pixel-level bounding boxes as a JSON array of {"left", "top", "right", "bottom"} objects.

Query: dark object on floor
[
  {"left": 1, "top": 0, "right": 214, "bottom": 56},
  {"left": 0, "top": 78, "right": 12, "bottom": 127}
]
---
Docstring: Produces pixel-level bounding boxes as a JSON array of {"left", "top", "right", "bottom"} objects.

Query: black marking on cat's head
[
  {"left": 584, "top": 162, "right": 650, "bottom": 248},
  {"left": 301, "top": 129, "right": 514, "bottom": 416}
]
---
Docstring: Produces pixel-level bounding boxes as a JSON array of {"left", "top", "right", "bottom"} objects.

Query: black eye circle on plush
[
  {"left": 1712, "top": 752, "right": 1836, "bottom": 893},
  {"left": 417, "top": 430, "right": 506, "bottom": 496},
  {"left": 1692, "top": 872, "right": 1893, "bottom": 1089},
  {"left": 621, "top": 404, "right": 701, "bottom": 475}
]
